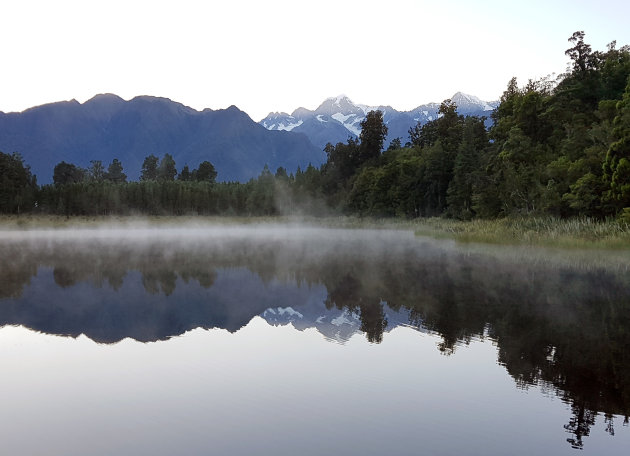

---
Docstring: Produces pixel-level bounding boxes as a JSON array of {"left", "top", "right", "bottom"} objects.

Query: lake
[{"left": 1, "top": 224, "right": 629, "bottom": 455}]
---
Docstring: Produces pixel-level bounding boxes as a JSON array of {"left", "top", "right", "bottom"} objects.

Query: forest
[{"left": 1, "top": 32, "right": 629, "bottom": 221}]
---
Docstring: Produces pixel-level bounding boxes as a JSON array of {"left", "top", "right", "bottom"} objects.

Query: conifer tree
[
  {"left": 358, "top": 110, "right": 388, "bottom": 165},
  {"left": 106, "top": 159, "right": 127, "bottom": 183},
  {"left": 141, "top": 155, "right": 159, "bottom": 181},
  {"left": 158, "top": 154, "right": 177, "bottom": 181}
]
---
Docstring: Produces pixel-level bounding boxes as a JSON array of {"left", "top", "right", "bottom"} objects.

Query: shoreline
[{"left": 1, "top": 214, "right": 629, "bottom": 250}]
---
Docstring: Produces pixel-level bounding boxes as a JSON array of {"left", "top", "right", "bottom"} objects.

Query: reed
[{"left": 414, "top": 216, "right": 630, "bottom": 249}]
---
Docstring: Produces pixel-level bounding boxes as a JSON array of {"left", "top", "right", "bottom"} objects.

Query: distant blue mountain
[{"left": 0, "top": 94, "right": 325, "bottom": 183}]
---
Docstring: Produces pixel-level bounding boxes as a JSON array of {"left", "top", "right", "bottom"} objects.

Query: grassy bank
[
  {"left": 0, "top": 214, "right": 295, "bottom": 230},
  {"left": 414, "top": 216, "right": 630, "bottom": 249}
]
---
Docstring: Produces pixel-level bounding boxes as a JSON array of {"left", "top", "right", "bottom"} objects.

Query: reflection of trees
[
  {"left": 0, "top": 243, "right": 38, "bottom": 299},
  {"left": 142, "top": 270, "right": 178, "bottom": 296},
  {"left": 310, "top": 242, "right": 630, "bottom": 447},
  {"left": 1, "top": 231, "right": 629, "bottom": 447},
  {"left": 324, "top": 273, "right": 387, "bottom": 343},
  {"left": 564, "top": 402, "right": 597, "bottom": 449},
  {"left": 1, "top": 240, "right": 220, "bottom": 298}
]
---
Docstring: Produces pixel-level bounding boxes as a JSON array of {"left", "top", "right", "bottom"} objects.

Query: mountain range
[
  {"left": 0, "top": 92, "right": 497, "bottom": 184},
  {"left": 260, "top": 92, "right": 498, "bottom": 150},
  {"left": 0, "top": 94, "right": 324, "bottom": 184}
]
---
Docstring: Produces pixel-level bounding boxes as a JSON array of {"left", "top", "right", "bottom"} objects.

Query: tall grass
[{"left": 414, "top": 216, "right": 630, "bottom": 249}]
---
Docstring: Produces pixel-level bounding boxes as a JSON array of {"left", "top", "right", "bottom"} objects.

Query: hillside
[{"left": 0, "top": 94, "right": 325, "bottom": 183}]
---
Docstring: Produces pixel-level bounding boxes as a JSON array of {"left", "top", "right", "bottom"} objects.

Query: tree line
[
  {"left": 1, "top": 32, "right": 629, "bottom": 219},
  {"left": 337, "top": 31, "right": 630, "bottom": 220}
]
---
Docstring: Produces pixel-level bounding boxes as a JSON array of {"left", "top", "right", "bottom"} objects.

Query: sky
[{"left": 2, "top": 0, "right": 630, "bottom": 121}]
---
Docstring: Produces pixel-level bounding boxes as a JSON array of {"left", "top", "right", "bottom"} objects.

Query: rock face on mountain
[
  {"left": 260, "top": 92, "right": 498, "bottom": 150},
  {"left": 0, "top": 95, "right": 325, "bottom": 183}
]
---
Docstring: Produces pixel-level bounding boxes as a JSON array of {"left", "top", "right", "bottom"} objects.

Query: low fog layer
[{"left": 1, "top": 221, "right": 628, "bottom": 272}]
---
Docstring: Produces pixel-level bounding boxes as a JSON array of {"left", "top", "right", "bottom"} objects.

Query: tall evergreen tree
[
  {"left": 141, "top": 155, "right": 159, "bottom": 181},
  {"left": 53, "top": 161, "right": 85, "bottom": 185},
  {"left": 178, "top": 165, "right": 192, "bottom": 181},
  {"left": 0, "top": 151, "right": 37, "bottom": 213},
  {"left": 447, "top": 117, "right": 487, "bottom": 219},
  {"left": 194, "top": 161, "right": 217, "bottom": 183},
  {"left": 409, "top": 117, "right": 439, "bottom": 148},
  {"left": 88, "top": 160, "right": 105, "bottom": 182},
  {"left": 565, "top": 31, "right": 596, "bottom": 74},
  {"left": 158, "top": 153, "right": 177, "bottom": 181},
  {"left": 436, "top": 100, "right": 464, "bottom": 154},
  {"left": 358, "top": 110, "right": 388, "bottom": 165},
  {"left": 105, "top": 159, "right": 127, "bottom": 183}
]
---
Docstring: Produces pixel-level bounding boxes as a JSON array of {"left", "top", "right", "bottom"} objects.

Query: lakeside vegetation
[
  {"left": 1, "top": 32, "right": 630, "bottom": 245},
  {"left": 415, "top": 216, "right": 630, "bottom": 249}
]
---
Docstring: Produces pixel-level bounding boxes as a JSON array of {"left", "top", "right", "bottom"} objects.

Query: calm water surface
[{"left": 0, "top": 225, "right": 629, "bottom": 455}]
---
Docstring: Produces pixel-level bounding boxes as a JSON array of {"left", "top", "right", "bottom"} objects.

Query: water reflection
[{"left": 1, "top": 225, "right": 629, "bottom": 449}]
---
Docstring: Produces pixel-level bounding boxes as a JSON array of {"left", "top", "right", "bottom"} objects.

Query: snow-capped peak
[
  {"left": 326, "top": 94, "right": 353, "bottom": 107},
  {"left": 451, "top": 92, "right": 494, "bottom": 111},
  {"left": 316, "top": 95, "right": 360, "bottom": 114},
  {"left": 356, "top": 103, "right": 377, "bottom": 115},
  {"left": 260, "top": 112, "right": 303, "bottom": 131},
  {"left": 259, "top": 92, "right": 497, "bottom": 150}
]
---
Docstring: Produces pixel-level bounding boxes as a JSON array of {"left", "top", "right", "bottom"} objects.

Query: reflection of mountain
[
  {"left": 263, "top": 304, "right": 361, "bottom": 344},
  {"left": 4, "top": 266, "right": 326, "bottom": 344},
  {"left": 1, "top": 225, "right": 630, "bottom": 448},
  {"left": 261, "top": 301, "right": 421, "bottom": 344}
]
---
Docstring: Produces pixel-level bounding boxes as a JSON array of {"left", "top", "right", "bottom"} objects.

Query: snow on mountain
[
  {"left": 317, "top": 94, "right": 364, "bottom": 115},
  {"left": 263, "top": 306, "right": 304, "bottom": 320},
  {"left": 261, "top": 112, "right": 303, "bottom": 131},
  {"left": 262, "top": 302, "right": 361, "bottom": 343},
  {"left": 259, "top": 92, "right": 497, "bottom": 150},
  {"left": 314, "top": 95, "right": 366, "bottom": 136},
  {"left": 260, "top": 301, "right": 424, "bottom": 344},
  {"left": 408, "top": 102, "right": 441, "bottom": 122},
  {"left": 451, "top": 92, "right": 495, "bottom": 113}
]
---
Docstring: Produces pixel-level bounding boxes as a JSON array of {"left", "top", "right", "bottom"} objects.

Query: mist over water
[{"left": 1, "top": 222, "right": 629, "bottom": 454}]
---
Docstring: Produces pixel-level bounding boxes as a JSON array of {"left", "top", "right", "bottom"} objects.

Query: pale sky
[{"left": 2, "top": 0, "right": 629, "bottom": 121}]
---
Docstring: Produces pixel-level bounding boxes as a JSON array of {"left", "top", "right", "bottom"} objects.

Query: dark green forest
[{"left": 1, "top": 32, "right": 629, "bottom": 220}]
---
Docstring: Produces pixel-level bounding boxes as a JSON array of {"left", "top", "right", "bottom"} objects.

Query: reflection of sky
[{"left": 1, "top": 322, "right": 628, "bottom": 456}]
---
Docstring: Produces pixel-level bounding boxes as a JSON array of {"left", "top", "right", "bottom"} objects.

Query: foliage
[
  {"left": 0, "top": 151, "right": 37, "bottom": 213},
  {"left": 603, "top": 76, "right": 630, "bottom": 211},
  {"left": 106, "top": 159, "right": 127, "bottom": 183},
  {"left": 140, "top": 154, "right": 159, "bottom": 181},
  {"left": 158, "top": 153, "right": 177, "bottom": 181},
  {"left": 88, "top": 160, "right": 106, "bottom": 182},
  {"left": 358, "top": 110, "right": 388, "bottom": 165},
  {"left": 194, "top": 161, "right": 217, "bottom": 183},
  {"left": 53, "top": 161, "right": 85, "bottom": 186}
]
